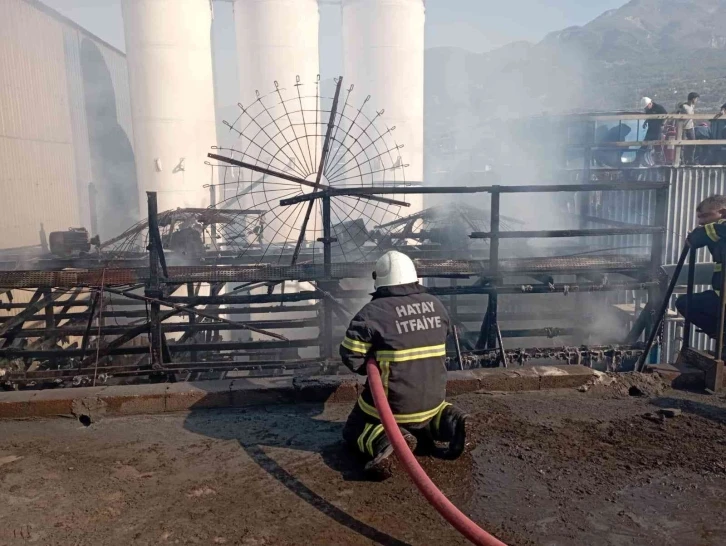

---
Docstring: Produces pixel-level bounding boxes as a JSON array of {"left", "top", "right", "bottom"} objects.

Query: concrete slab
[
  {"left": 0, "top": 365, "right": 599, "bottom": 419},
  {"left": 646, "top": 364, "right": 706, "bottom": 390},
  {"left": 2, "top": 387, "right": 723, "bottom": 546}
]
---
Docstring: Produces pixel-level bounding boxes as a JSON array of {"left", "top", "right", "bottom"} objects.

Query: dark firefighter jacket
[
  {"left": 340, "top": 282, "right": 450, "bottom": 424},
  {"left": 644, "top": 102, "right": 668, "bottom": 139},
  {"left": 688, "top": 219, "right": 726, "bottom": 291}
]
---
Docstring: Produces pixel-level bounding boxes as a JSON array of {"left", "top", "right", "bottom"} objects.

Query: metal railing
[
  {"left": 280, "top": 180, "right": 669, "bottom": 365},
  {"left": 676, "top": 242, "right": 726, "bottom": 391}
]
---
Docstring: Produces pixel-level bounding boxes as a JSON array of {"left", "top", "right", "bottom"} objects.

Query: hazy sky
[
  {"left": 42, "top": 0, "right": 626, "bottom": 55},
  {"left": 41, "top": 0, "right": 626, "bottom": 106}
]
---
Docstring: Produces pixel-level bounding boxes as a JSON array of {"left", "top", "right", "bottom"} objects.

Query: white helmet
[
  {"left": 373, "top": 250, "right": 418, "bottom": 289},
  {"left": 640, "top": 97, "right": 653, "bottom": 109}
]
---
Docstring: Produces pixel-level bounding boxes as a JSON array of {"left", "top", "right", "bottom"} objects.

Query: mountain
[
  {"left": 424, "top": 0, "right": 726, "bottom": 176},
  {"left": 426, "top": 0, "right": 726, "bottom": 124}
]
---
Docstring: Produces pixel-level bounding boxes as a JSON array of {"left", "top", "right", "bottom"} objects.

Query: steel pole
[{"left": 637, "top": 243, "right": 690, "bottom": 371}]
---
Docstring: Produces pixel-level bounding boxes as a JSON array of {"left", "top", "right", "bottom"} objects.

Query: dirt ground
[{"left": 2, "top": 375, "right": 726, "bottom": 546}]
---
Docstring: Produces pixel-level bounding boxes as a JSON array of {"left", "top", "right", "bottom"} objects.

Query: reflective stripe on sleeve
[{"left": 341, "top": 336, "right": 371, "bottom": 354}]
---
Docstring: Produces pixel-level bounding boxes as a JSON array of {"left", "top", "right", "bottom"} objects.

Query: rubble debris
[
  {"left": 584, "top": 371, "right": 669, "bottom": 398},
  {"left": 642, "top": 412, "right": 664, "bottom": 423},
  {"left": 71, "top": 397, "right": 107, "bottom": 426},
  {"left": 658, "top": 408, "right": 683, "bottom": 418},
  {"left": 0, "top": 455, "right": 22, "bottom": 467},
  {"left": 629, "top": 386, "right": 645, "bottom": 397}
]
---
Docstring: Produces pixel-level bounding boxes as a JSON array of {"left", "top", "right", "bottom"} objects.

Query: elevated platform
[{"left": 0, "top": 255, "right": 653, "bottom": 288}]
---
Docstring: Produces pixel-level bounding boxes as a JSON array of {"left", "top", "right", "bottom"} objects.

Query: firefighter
[
  {"left": 340, "top": 250, "right": 468, "bottom": 479},
  {"left": 675, "top": 195, "right": 726, "bottom": 340}
]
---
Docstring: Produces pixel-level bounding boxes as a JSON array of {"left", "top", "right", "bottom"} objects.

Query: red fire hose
[{"left": 366, "top": 358, "right": 508, "bottom": 546}]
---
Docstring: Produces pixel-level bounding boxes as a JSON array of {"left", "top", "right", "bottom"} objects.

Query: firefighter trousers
[
  {"left": 342, "top": 401, "right": 464, "bottom": 460},
  {"left": 675, "top": 290, "right": 722, "bottom": 339}
]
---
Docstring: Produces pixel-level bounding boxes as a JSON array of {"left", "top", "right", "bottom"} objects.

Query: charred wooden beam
[{"left": 1, "top": 338, "right": 318, "bottom": 359}]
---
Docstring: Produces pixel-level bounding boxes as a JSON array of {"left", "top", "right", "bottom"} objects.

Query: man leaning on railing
[
  {"left": 638, "top": 97, "right": 668, "bottom": 166},
  {"left": 677, "top": 92, "right": 700, "bottom": 165}
]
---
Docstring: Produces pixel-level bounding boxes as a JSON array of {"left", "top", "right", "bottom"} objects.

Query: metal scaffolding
[{"left": 0, "top": 175, "right": 671, "bottom": 387}]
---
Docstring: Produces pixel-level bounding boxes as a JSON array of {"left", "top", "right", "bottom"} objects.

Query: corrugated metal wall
[
  {"left": 0, "top": 0, "right": 133, "bottom": 247},
  {"left": 0, "top": 0, "right": 79, "bottom": 248},
  {"left": 663, "top": 167, "right": 726, "bottom": 360},
  {"left": 584, "top": 166, "right": 726, "bottom": 362}
]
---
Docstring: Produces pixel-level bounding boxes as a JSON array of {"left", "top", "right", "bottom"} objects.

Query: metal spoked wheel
[{"left": 206, "top": 76, "right": 414, "bottom": 265}]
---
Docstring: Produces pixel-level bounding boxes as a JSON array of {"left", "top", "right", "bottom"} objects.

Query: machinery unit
[{"left": 48, "top": 228, "right": 93, "bottom": 258}]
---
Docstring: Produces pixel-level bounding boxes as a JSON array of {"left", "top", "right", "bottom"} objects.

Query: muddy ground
[{"left": 1, "top": 375, "right": 726, "bottom": 545}]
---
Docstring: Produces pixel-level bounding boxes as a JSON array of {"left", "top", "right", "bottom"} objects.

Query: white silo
[
  {"left": 234, "top": 0, "right": 320, "bottom": 106},
  {"left": 121, "top": 0, "right": 217, "bottom": 212},
  {"left": 342, "top": 0, "right": 425, "bottom": 212},
  {"left": 233, "top": 0, "right": 321, "bottom": 243},
  {"left": 233, "top": 0, "right": 321, "bottom": 356}
]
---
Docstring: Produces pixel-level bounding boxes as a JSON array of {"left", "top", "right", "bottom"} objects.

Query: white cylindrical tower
[
  {"left": 121, "top": 0, "right": 217, "bottom": 212},
  {"left": 233, "top": 0, "right": 320, "bottom": 241},
  {"left": 232, "top": 1, "right": 321, "bottom": 355},
  {"left": 234, "top": 0, "right": 320, "bottom": 106},
  {"left": 342, "top": 0, "right": 425, "bottom": 212}
]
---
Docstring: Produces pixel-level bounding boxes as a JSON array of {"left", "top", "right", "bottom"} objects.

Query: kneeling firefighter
[{"left": 340, "top": 250, "right": 469, "bottom": 479}]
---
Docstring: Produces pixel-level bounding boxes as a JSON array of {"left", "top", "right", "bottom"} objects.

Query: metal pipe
[
  {"left": 278, "top": 181, "right": 670, "bottom": 205},
  {"left": 430, "top": 282, "right": 658, "bottom": 296},
  {"left": 10, "top": 319, "right": 321, "bottom": 339},
  {"left": 717, "top": 247, "right": 726, "bottom": 361},
  {"left": 470, "top": 227, "right": 665, "bottom": 239},
  {"left": 291, "top": 78, "right": 343, "bottom": 266},
  {"left": 637, "top": 243, "right": 690, "bottom": 371},
  {"left": 146, "top": 192, "right": 165, "bottom": 367},
  {"left": 452, "top": 325, "right": 464, "bottom": 371},
  {"left": 99, "top": 286, "right": 288, "bottom": 341},
  {"left": 0, "top": 304, "right": 321, "bottom": 322},
  {"left": 495, "top": 324, "right": 508, "bottom": 368},
  {"left": 208, "top": 153, "right": 409, "bottom": 208}
]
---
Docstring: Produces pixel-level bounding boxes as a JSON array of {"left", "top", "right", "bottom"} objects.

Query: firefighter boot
[
  {"left": 364, "top": 430, "right": 417, "bottom": 481},
  {"left": 437, "top": 405, "right": 470, "bottom": 460}
]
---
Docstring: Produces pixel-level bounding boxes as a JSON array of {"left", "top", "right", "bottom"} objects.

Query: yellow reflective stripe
[
  {"left": 358, "top": 397, "right": 449, "bottom": 424},
  {"left": 375, "top": 344, "right": 447, "bottom": 362},
  {"left": 357, "top": 423, "right": 373, "bottom": 453},
  {"left": 432, "top": 402, "right": 452, "bottom": 433},
  {"left": 715, "top": 264, "right": 723, "bottom": 272},
  {"left": 380, "top": 361, "right": 391, "bottom": 396},
  {"left": 705, "top": 223, "right": 720, "bottom": 242},
  {"left": 365, "top": 424, "right": 385, "bottom": 456},
  {"left": 376, "top": 344, "right": 446, "bottom": 358},
  {"left": 341, "top": 336, "right": 371, "bottom": 354}
]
